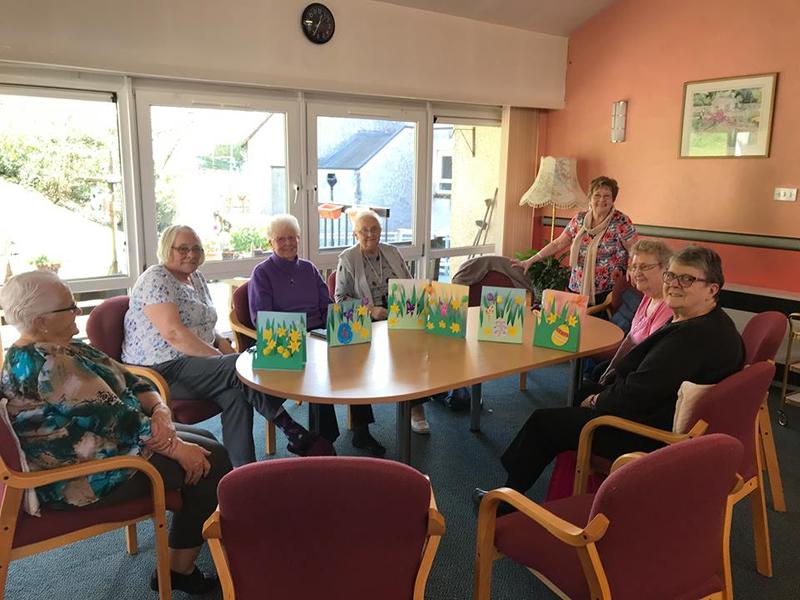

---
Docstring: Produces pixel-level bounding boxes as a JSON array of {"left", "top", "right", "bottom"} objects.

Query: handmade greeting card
[
  {"left": 477, "top": 286, "right": 525, "bottom": 344},
  {"left": 532, "top": 290, "right": 589, "bottom": 353},
  {"left": 327, "top": 299, "right": 372, "bottom": 347},
  {"left": 424, "top": 281, "right": 469, "bottom": 338},
  {"left": 387, "top": 279, "right": 428, "bottom": 329},
  {"left": 254, "top": 311, "right": 306, "bottom": 370}
]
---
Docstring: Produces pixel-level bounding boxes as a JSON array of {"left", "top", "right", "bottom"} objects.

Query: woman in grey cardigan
[{"left": 335, "top": 209, "right": 431, "bottom": 436}]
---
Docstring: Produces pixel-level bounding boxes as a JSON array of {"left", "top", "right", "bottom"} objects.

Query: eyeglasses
[
  {"left": 662, "top": 271, "right": 708, "bottom": 288},
  {"left": 273, "top": 236, "right": 298, "bottom": 245},
  {"left": 172, "top": 245, "right": 205, "bottom": 256},
  {"left": 629, "top": 263, "right": 660, "bottom": 273},
  {"left": 357, "top": 227, "right": 381, "bottom": 236},
  {"left": 48, "top": 303, "right": 79, "bottom": 314}
]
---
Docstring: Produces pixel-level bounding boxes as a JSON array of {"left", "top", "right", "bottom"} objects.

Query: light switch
[{"left": 774, "top": 187, "right": 797, "bottom": 202}]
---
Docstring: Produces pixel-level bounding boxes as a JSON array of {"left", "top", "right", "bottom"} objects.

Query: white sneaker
[{"left": 411, "top": 409, "right": 431, "bottom": 434}]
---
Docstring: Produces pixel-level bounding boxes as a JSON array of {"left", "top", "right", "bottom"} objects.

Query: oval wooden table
[{"left": 236, "top": 307, "right": 623, "bottom": 463}]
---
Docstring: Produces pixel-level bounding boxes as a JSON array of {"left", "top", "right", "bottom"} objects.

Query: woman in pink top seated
[{"left": 598, "top": 239, "right": 674, "bottom": 383}]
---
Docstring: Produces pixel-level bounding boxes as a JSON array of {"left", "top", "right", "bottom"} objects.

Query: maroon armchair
[
  {"left": 475, "top": 434, "right": 744, "bottom": 600},
  {"left": 0, "top": 414, "right": 178, "bottom": 599},
  {"left": 203, "top": 457, "right": 445, "bottom": 600},
  {"left": 86, "top": 295, "right": 222, "bottom": 424},
  {"left": 741, "top": 311, "right": 788, "bottom": 512},
  {"left": 326, "top": 270, "right": 337, "bottom": 300}
]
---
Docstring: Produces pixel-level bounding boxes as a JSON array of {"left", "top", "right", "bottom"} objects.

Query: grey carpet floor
[{"left": 5, "top": 364, "right": 800, "bottom": 599}]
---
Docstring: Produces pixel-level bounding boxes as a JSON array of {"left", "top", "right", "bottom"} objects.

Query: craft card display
[
  {"left": 424, "top": 282, "right": 469, "bottom": 338},
  {"left": 327, "top": 299, "right": 372, "bottom": 347},
  {"left": 532, "top": 290, "right": 588, "bottom": 353},
  {"left": 254, "top": 311, "right": 306, "bottom": 370},
  {"left": 387, "top": 279, "right": 428, "bottom": 329},
  {"left": 477, "top": 286, "right": 525, "bottom": 344}
]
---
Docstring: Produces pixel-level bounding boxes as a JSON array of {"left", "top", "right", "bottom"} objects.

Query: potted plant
[
  {"left": 514, "top": 249, "right": 570, "bottom": 304},
  {"left": 30, "top": 255, "right": 61, "bottom": 274},
  {"left": 230, "top": 227, "right": 269, "bottom": 257}
]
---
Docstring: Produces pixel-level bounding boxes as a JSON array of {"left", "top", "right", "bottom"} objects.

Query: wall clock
[{"left": 301, "top": 3, "right": 335, "bottom": 45}]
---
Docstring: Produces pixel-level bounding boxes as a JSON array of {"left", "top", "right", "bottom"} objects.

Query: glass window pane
[
  {"left": 149, "top": 106, "right": 287, "bottom": 261},
  {"left": 431, "top": 122, "right": 501, "bottom": 250},
  {"left": 427, "top": 253, "right": 482, "bottom": 283},
  {"left": 0, "top": 91, "right": 128, "bottom": 280},
  {"left": 316, "top": 116, "right": 416, "bottom": 250}
]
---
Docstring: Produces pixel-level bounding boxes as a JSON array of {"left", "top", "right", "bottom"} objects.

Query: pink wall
[{"left": 541, "top": 0, "right": 800, "bottom": 291}]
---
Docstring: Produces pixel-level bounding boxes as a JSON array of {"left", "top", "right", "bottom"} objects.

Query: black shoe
[
  {"left": 287, "top": 431, "right": 336, "bottom": 457},
  {"left": 352, "top": 429, "right": 386, "bottom": 457},
  {"left": 472, "top": 487, "right": 517, "bottom": 517},
  {"left": 150, "top": 567, "right": 220, "bottom": 595}
]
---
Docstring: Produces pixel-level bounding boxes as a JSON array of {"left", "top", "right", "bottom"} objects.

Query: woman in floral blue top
[
  {"left": 0, "top": 270, "right": 231, "bottom": 595},
  {"left": 513, "top": 176, "right": 638, "bottom": 306}
]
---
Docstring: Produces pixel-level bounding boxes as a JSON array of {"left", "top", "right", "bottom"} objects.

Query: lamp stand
[{"left": 549, "top": 204, "right": 556, "bottom": 242}]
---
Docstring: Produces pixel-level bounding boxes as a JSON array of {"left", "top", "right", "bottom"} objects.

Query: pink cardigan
[{"left": 629, "top": 296, "right": 673, "bottom": 345}]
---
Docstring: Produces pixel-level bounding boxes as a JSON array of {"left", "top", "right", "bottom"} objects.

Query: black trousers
[
  {"left": 500, "top": 406, "right": 664, "bottom": 493},
  {"left": 75, "top": 424, "right": 232, "bottom": 549}
]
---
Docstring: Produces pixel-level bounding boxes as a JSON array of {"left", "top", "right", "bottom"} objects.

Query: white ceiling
[{"left": 371, "top": 0, "right": 616, "bottom": 36}]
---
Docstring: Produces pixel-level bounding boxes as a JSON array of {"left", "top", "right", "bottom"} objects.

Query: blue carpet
[{"left": 5, "top": 364, "right": 800, "bottom": 599}]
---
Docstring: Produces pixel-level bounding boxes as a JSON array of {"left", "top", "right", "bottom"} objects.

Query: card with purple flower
[
  {"left": 477, "top": 286, "right": 525, "bottom": 344},
  {"left": 387, "top": 279, "right": 428, "bottom": 329},
  {"left": 424, "top": 281, "right": 469, "bottom": 338},
  {"left": 326, "top": 298, "right": 372, "bottom": 347}
]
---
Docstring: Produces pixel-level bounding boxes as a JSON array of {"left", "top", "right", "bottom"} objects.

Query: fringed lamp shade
[{"left": 519, "top": 156, "right": 587, "bottom": 241}]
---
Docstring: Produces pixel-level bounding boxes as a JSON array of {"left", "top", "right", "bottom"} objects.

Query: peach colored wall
[{"left": 542, "top": 0, "right": 800, "bottom": 291}]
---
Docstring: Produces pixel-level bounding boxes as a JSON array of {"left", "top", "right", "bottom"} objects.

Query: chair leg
[
  {"left": 758, "top": 401, "right": 786, "bottom": 512},
  {"left": 750, "top": 481, "right": 773, "bottom": 577},
  {"left": 721, "top": 496, "right": 735, "bottom": 600},
  {"left": 125, "top": 524, "right": 139, "bottom": 555},
  {"left": 347, "top": 406, "right": 352, "bottom": 431},
  {"left": 153, "top": 515, "right": 171, "bottom": 600},
  {"left": 0, "top": 488, "right": 23, "bottom": 600},
  {"left": 518, "top": 371, "right": 527, "bottom": 391},
  {"left": 265, "top": 421, "right": 277, "bottom": 456}
]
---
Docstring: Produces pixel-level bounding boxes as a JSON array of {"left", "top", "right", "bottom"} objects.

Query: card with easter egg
[{"left": 532, "top": 290, "right": 588, "bottom": 353}]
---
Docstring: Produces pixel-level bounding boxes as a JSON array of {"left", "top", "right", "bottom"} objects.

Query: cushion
[
  {"left": 0, "top": 398, "right": 41, "bottom": 517},
  {"left": 673, "top": 382, "right": 715, "bottom": 434}
]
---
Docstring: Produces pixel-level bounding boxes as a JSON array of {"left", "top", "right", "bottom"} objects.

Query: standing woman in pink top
[{"left": 599, "top": 239, "right": 674, "bottom": 383}]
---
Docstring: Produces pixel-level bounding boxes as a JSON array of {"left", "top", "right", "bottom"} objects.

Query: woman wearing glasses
[
  {"left": 1, "top": 270, "right": 230, "bottom": 594},
  {"left": 248, "top": 214, "right": 375, "bottom": 454},
  {"left": 476, "top": 246, "right": 744, "bottom": 508},
  {"left": 334, "top": 208, "right": 431, "bottom": 442},
  {"left": 122, "top": 225, "right": 332, "bottom": 467}
]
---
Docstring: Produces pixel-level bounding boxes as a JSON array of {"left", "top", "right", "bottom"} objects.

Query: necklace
[{"left": 363, "top": 250, "right": 383, "bottom": 285}]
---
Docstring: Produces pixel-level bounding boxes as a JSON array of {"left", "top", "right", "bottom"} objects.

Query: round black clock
[{"left": 301, "top": 3, "right": 335, "bottom": 45}]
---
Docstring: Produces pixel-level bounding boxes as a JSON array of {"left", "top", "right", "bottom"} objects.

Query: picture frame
[{"left": 679, "top": 73, "right": 777, "bottom": 158}]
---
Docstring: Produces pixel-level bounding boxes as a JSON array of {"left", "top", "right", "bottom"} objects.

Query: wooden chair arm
[
  {"left": 426, "top": 482, "right": 446, "bottom": 536},
  {"left": 1, "top": 454, "right": 163, "bottom": 491},
  {"left": 609, "top": 452, "right": 647, "bottom": 473},
  {"left": 586, "top": 293, "right": 613, "bottom": 317},
  {"left": 479, "top": 488, "right": 609, "bottom": 547},
  {"left": 229, "top": 311, "right": 257, "bottom": 341},
  {"left": 203, "top": 509, "right": 236, "bottom": 600},
  {"left": 574, "top": 416, "right": 708, "bottom": 494},
  {"left": 125, "top": 365, "right": 171, "bottom": 403},
  {"left": 202, "top": 509, "right": 221, "bottom": 540}
]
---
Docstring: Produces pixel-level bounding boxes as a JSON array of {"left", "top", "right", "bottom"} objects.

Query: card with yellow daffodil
[
  {"left": 477, "top": 286, "right": 525, "bottom": 344},
  {"left": 327, "top": 298, "right": 372, "bottom": 347},
  {"left": 387, "top": 279, "right": 428, "bottom": 329},
  {"left": 532, "top": 290, "right": 588, "bottom": 353},
  {"left": 254, "top": 311, "right": 307, "bottom": 370},
  {"left": 424, "top": 281, "right": 469, "bottom": 338}
]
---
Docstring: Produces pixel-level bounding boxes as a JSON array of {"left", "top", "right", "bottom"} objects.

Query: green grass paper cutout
[
  {"left": 254, "top": 311, "right": 306, "bottom": 370},
  {"left": 532, "top": 290, "right": 589, "bottom": 353},
  {"left": 327, "top": 298, "right": 372, "bottom": 347},
  {"left": 477, "top": 286, "right": 525, "bottom": 344},
  {"left": 424, "top": 282, "right": 469, "bottom": 338},
  {"left": 387, "top": 278, "right": 428, "bottom": 329}
]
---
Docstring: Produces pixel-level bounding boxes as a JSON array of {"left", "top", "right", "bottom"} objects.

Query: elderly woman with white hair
[
  {"left": 122, "top": 225, "right": 334, "bottom": 466},
  {"left": 248, "top": 213, "right": 379, "bottom": 454},
  {"left": 0, "top": 270, "right": 231, "bottom": 595},
  {"left": 335, "top": 208, "right": 431, "bottom": 438}
]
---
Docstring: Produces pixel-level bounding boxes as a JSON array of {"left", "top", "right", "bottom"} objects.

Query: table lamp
[{"left": 519, "top": 156, "right": 587, "bottom": 241}]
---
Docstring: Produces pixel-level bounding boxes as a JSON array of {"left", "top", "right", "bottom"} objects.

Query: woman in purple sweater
[{"left": 248, "top": 214, "right": 385, "bottom": 456}]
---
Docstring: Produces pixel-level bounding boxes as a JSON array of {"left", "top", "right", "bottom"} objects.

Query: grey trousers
[{"left": 153, "top": 353, "right": 285, "bottom": 467}]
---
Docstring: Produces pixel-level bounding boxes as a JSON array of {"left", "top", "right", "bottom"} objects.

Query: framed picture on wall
[{"left": 679, "top": 73, "right": 777, "bottom": 158}]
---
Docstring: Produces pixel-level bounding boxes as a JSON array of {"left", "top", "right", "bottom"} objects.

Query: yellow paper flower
[
  {"left": 546, "top": 312, "right": 557, "bottom": 324},
  {"left": 497, "top": 295, "right": 504, "bottom": 304},
  {"left": 429, "top": 297, "right": 437, "bottom": 305},
  {"left": 263, "top": 329, "right": 273, "bottom": 341},
  {"left": 438, "top": 320, "right": 446, "bottom": 329},
  {"left": 388, "top": 317, "right": 398, "bottom": 326},
  {"left": 277, "top": 326, "right": 286, "bottom": 337},
  {"left": 277, "top": 345, "right": 285, "bottom": 354},
  {"left": 568, "top": 314, "right": 578, "bottom": 327},
  {"left": 450, "top": 298, "right": 462, "bottom": 310},
  {"left": 267, "top": 339, "right": 276, "bottom": 352},
  {"left": 289, "top": 339, "right": 301, "bottom": 353},
  {"left": 390, "top": 303, "right": 400, "bottom": 314},
  {"left": 514, "top": 295, "right": 523, "bottom": 305},
  {"left": 507, "top": 326, "right": 518, "bottom": 337},
  {"left": 357, "top": 305, "right": 368, "bottom": 317},
  {"left": 262, "top": 346, "right": 272, "bottom": 355},
  {"left": 281, "top": 350, "right": 290, "bottom": 358},
  {"left": 333, "top": 304, "right": 341, "bottom": 313},
  {"left": 450, "top": 322, "right": 461, "bottom": 333},
  {"left": 483, "top": 326, "right": 492, "bottom": 335},
  {"left": 289, "top": 329, "right": 301, "bottom": 343},
  {"left": 351, "top": 322, "right": 361, "bottom": 336},
  {"left": 426, "top": 322, "right": 435, "bottom": 330}
]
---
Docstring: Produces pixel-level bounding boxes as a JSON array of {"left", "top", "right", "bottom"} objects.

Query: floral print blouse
[
  {"left": 1, "top": 341, "right": 154, "bottom": 507},
  {"left": 122, "top": 264, "right": 217, "bottom": 366},
  {"left": 563, "top": 209, "right": 637, "bottom": 295}
]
